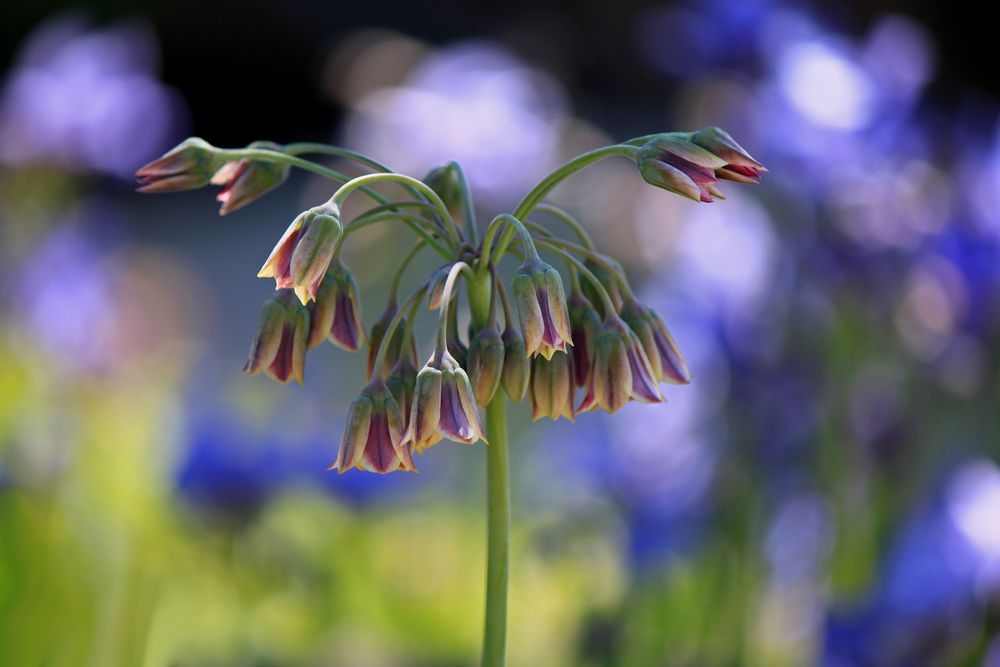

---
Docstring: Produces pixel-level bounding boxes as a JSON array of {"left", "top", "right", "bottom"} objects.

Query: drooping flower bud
[
  {"left": 512, "top": 258, "right": 572, "bottom": 359},
  {"left": 136, "top": 137, "right": 225, "bottom": 192},
  {"left": 211, "top": 141, "right": 290, "bottom": 215},
  {"left": 620, "top": 299, "right": 691, "bottom": 385},
  {"left": 568, "top": 289, "right": 602, "bottom": 387},
  {"left": 386, "top": 356, "right": 418, "bottom": 428},
  {"left": 366, "top": 303, "right": 416, "bottom": 379},
  {"left": 257, "top": 202, "right": 342, "bottom": 303},
  {"left": 307, "top": 261, "right": 365, "bottom": 351},
  {"left": 623, "top": 323, "right": 665, "bottom": 404},
  {"left": 243, "top": 290, "right": 310, "bottom": 384},
  {"left": 637, "top": 129, "right": 765, "bottom": 202},
  {"left": 690, "top": 127, "right": 766, "bottom": 184},
  {"left": 467, "top": 324, "right": 505, "bottom": 405},
  {"left": 501, "top": 325, "right": 530, "bottom": 403},
  {"left": 530, "top": 351, "right": 575, "bottom": 422},
  {"left": 405, "top": 352, "right": 486, "bottom": 453},
  {"left": 578, "top": 318, "right": 634, "bottom": 414},
  {"left": 426, "top": 265, "right": 450, "bottom": 310},
  {"left": 331, "top": 378, "right": 415, "bottom": 474}
]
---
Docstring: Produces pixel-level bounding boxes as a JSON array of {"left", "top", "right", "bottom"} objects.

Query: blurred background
[{"left": 1, "top": 0, "right": 999, "bottom": 665}]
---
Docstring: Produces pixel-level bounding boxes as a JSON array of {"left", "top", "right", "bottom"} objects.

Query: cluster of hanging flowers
[{"left": 137, "top": 127, "right": 765, "bottom": 473}]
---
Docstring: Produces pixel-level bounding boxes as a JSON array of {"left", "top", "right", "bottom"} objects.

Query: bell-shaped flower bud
[
  {"left": 423, "top": 163, "right": 464, "bottom": 218},
  {"left": 620, "top": 299, "right": 691, "bottom": 385},
  {"left": 425, "top": 265, "right": 450, "bottom": 310},
  {"left": 467, "top": 324, "right": 505, "bottom": 405},
  {"left": 307, "top": 261, "right": 366, "bottom": 351},
  {"left": 243, "top": 290, "right": 310, "bottom": 384},
  {"left": 568, "top": 289, "right": 602, "bottom": 387},
  {"left": 530, "top": 351, "right": 575, "bottom": 422},
  {"left": 690, "top": 127, "right": 767, "bottom": 184},
  {"left": 136, "top": 137, "right": 224, "bottom": 192},
  {"left": 257, "top": 202, "right": 342, "bottom": 303},
  {"left": 638, "top": 129, "right": 766, "bottom": 202},
  {"left": 366, "top": 303, "right": 416, "bottom": 379},
  {"left": 623, "top": 323, "right": 665, "bottom": 404},
  {"left": 331, "top": 378, "right": 415, "bottom": 474},
  {"left": 386, "top": 356, "right": 418, "bottom": 429},
  {"left": 211, "top": 141, "right": 290, "bottom": 215},
  {"left": 637, "top": 133, "right": 726, "bottom": 203},
  {"left": 501, "top": 325, "right": 530, "bottom": 403},
  {"left": 512, "top": 258, "right": 573, "bottom": 359},
  {"left": 406, "top": 352, "right": 486, "bottom": 453},
  {"left": 578, "top": 318, "right": 634, "bottom": 414}
]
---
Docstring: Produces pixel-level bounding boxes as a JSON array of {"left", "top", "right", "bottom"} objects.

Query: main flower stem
[
  {"left": 469, "top": 271, "right": 510, "bottom": 667},
  {"left": 482, "top": 394, "right": 510, "bottom": 667}
]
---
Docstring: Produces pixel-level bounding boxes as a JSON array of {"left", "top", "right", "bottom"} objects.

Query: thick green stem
[{"left": 482, "top": 395, "right": 510, "bottom": 667}]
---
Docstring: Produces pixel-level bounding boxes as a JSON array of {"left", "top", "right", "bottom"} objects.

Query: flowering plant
[{"left": 137, "top": 127, "right": 764, "bottom": 665}]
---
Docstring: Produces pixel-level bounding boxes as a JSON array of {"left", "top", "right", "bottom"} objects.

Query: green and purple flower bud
[
  {"left": 623, "top": 323, "right": 665, "bottom": 404},
  {"left": 568, "top": 289, "right": 602, "bottom": 387},
  {"left": 136, "top": 137, "right": 225, "bottom": 192},
  {"left": 386, "top": 356, "right": 418, "bottom": 428},
  {"left": 257, "top": 202, "right": 342, "bottom": 303},
  {"left": 425, "top": 265, "right": 450, "bottom": 310},
  {"left": 243, "top": 289, "right": 310, "bottom": 384},
  {"left": 512, "top": 258, "right": 572, "bottom": 359},
  {"left": 690, "top": 127, "right": 767, "bottom": 184},
  {"left": 638, "top": 129, "right": 765, "bottom": 202},
  {"left": 211, "top": 141, "right": 290, "bottom": 215},
  {"left": 307, "top": 261, "right": 366, "bottom": 351},
  {"left": 530, "top": 351, "right": 575, "bottom": 422},
  {"left": 331, "top": 378, "right": 415, "bottom": 474},
  {"left": 577, "top": 318, "right": 632, "bottom": 414},
  {"left": 405, "top": 352, "right": 486, "bottom": 453},
  {"left": 620, "top": 299, "right": 691, "bottom": 385},
  {"left": 467, "top": 324, "right": 505, "bottom": 405},
  {"left": 366, "top": 303, "right": 417, "bottom": 379},
  {"left": 500, "top": 325, "right": 530, "bottom": 403}
]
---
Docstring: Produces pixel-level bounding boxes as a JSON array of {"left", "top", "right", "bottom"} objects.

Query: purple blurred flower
[{"left": 0, "top": 13, "right": 185, "bottom": 176}]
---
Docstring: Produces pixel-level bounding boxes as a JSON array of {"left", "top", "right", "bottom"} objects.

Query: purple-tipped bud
[
  {"left": 307, "top": 261, "right": 366, "bottom": 351},
  {"left": 512, "top": 258, "right": 573, "bottom": 359},
  {"left": 568, "top": 289, "right": 602, "bottom": 387},
  {"left": 623, "top": 324, "right": 665, "bottom": 404},
  {"left": 366, "top": 303, "right": 416, "bottom": 379},
  {"left": 257, "top": 202, "right": 342, "bottom": 303},
  {"left": 690, "top": 127, "right": 767, "bottom": 184},
  {"left": 331, "top": 378, "right": 415, "bottom": 474},
  {"left": 467, "top": 324, "right": 505, "bottom": 405},
  {"left": 530, "top": 351, "right": 575, "bottom": 422},
  {"left": 136, "top": 137, "right": 224, "bottom": 192},
  {"left": 620, "top": 299, "right": 691, "bottom": 385},
  {"left": 501, "top": 325, "right": 530, "bottom": 403},
  {"left": 637, "top": 129, "right": 765, "bottom": 202},
  {"left": 405, "top": 352, "right": 486, "bottom": 453},
  {"left": 243, "top": 290, "right": 310, "bottom": 384},
  {"left": 211, "top": 141, "right": 290, "bottom": 215},
  {"left": 580, "top": 258, "right": 625, "bottom": 318},
  {"left": 578, "top": 318, "right": 634, "bottom": 414}
]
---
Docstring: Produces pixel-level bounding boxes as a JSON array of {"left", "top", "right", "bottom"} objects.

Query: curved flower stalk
[{"left": 137, "top": 126, "right": 765, "bottom": 667}]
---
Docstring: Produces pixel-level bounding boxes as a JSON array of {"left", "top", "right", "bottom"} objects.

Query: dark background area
[{"left": 2, "top": 0, "right": 995, "bottom": 143}]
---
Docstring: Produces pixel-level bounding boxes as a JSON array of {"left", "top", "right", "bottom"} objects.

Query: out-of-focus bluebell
[{"left": 0, "top": 13, "right": 185, "bottom": 176}]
